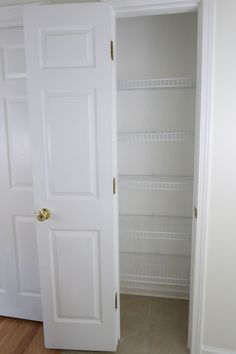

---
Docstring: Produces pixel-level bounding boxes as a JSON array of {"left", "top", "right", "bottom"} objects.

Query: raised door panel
[
  {"left": 43, "top": 90, "right": 97, "bottom": 197},
  {"left": 51, "top": 230, "right": 101, "bottom": 321},
  {"left": 40, "top": 27, "right": 95, "bottom": 68},
  {"left": 2, "top": 44, "right": 26, "bottom": 79},
  {"left": 5, "top": 97, "right": 32, "bottom": 188},
  {"left": 13, "top": 216, "right": 40, "bottom": 296}
]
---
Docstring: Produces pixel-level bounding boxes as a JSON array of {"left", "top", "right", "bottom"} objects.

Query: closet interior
[{"left": 116, "top": 12, "right": 198, "bottom": 300}]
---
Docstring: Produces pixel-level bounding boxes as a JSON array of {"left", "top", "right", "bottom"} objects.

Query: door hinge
[
  {"left": 113, "top": 177, "right": 116, "bottom": 195},
  {"left": 115, "top": 292, "right": 118, "bottom": 310},
  {"left": 194, "top": 207, "right": 198, "bottom": 219},
  {"left": 110, "top": 40, "right": 114, "bottom": 60}
]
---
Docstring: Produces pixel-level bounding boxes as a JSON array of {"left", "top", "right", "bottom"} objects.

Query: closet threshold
[
  {"left": 118, "top": 77, "right": 195, "bottom": 91},
  {"left": 118, "top": 175, "right": 193, "bottom": 191}
]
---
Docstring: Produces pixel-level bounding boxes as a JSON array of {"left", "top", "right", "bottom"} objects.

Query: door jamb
[{"left": 112, "top": 1, "right": 215, "bottom": 354}]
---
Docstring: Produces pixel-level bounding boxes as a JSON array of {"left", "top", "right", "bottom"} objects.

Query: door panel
[
  {"left": 44, "top": 90, "right": 97, "bottom": 196},
  {"left": 51, "top": 230, "right": 101, "bottom": 321},
  {"left": 40, "top": 27, "right": 95, "bottom": 69},
  {"left": 5, "top": 97, "right": 32, "bottom": 187},
  {"left": 0, "top": 24, "right": 42, "bottom": 321},
  {"left": 13, "top": 215, "right": 40, "bottom": 296},
  {"left": 24, "top": 3, "right": 118, "bottom": 351}
]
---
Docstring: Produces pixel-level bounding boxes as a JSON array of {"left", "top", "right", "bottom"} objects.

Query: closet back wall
[{"left": 117, "top": 13, "right": 197, "bottom": 298}]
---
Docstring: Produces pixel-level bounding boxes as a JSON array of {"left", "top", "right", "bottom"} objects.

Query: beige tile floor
[{"left": 62, "top": 294, "right": 190, "bottom": 354}]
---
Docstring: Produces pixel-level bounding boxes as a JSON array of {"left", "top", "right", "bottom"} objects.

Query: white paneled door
[
  {"left": 0, "top": 21, "right": 42, "bottom": 320},
  {"left": 24, "top": 3, "right": 118, "bottom": 351}
]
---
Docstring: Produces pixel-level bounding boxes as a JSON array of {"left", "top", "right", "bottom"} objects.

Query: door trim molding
[
  {"left": 190, "top": 1, "right": 215, "bottom": 354},
  {"left": 111, "top": 0, "right": 200, "bottom": 17},
  {"left": 114, "top": 1, "right": 215, "bottom": 354}
]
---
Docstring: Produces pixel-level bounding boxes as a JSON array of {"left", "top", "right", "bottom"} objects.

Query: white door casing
[
  {"left": 24, "top": 3, "right": 118, "bottom": 351},
  {"left": 0, "top": 13, "right": 42, "bottom": 321}
]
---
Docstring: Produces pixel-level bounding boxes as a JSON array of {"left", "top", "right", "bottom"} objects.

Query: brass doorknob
[{"left": 37, "top": 208, "right": 51, "bottom": 222}]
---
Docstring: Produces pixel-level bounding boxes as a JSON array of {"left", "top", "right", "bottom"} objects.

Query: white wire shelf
[
  {"left": 118, "top": 131, "right": 194, "bottom": 142},
  {"left": 120, "top": 253, "right": 190, "bottom": 287},
  {"left": 118, "top": 175, "right": 193, "bottom": 191},
  {"left": 119, "top": 215, "right": 192, "bottom": 241},
  {"left": 118, "top": 77, "right": 195, "bottom": 91}
]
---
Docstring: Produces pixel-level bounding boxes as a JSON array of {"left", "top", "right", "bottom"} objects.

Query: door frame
[
  {"left": 112, "top": 1, "right": 215, "bottom": 354},
  {"left": 0, "top": 1, "right": 215, "bottom": 353}
]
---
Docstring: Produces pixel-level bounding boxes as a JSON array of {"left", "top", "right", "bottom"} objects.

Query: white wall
[
  {"left": 116, "top": 14, "right": 197, "bottom": 298},
  {"left": 202, "top": 0, "right": 236, "bottom": 353}
]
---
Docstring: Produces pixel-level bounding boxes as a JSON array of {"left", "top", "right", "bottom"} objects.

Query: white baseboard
[
  {"left": 202, "top": 345, "right": 236, "bottom": 354},
  {"left": 120, "top": 286, "right": 189, "bottom": 300}
]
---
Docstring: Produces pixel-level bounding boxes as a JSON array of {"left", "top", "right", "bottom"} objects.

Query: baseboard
[
  {"left": 120, "top": 286, "right": 189, "bottom": 300},
  {"left": 202, "top": 345, "right": 236, "bottom": 354}
]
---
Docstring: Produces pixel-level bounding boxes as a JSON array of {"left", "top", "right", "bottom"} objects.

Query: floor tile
[
  {"left": 120, "top": 294, "right": 150, "bottom": 320},
  {"left": 148, "top": 297, "right": 189, "bottom": 354},
  {"left": 62, "top": 295, "right": 189, "bottom": 354},
  {"left": 118, "top": 313, "right": 149, "bottom": 354}
]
